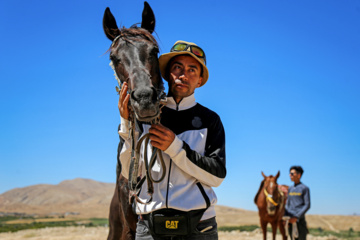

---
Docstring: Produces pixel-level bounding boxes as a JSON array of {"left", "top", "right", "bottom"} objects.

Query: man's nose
[{"left": 179, "top": 72, "right": 188, "bottom": 80}]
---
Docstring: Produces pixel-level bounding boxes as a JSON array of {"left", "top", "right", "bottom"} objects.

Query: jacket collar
[{"left": 166, "top": 94, "right": 197, "bottom": 111}]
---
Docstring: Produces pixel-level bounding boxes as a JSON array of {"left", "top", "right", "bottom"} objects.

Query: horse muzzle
[
  {"left": 130, "top": 86, "right": 161, "bottom": 122},
  {"left": 267, "top": 204, "right": 276, "bottom": 215}
]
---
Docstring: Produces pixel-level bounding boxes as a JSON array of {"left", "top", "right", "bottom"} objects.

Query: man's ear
[{"left": 197, "top": 77, "right": 203, "bottom": 87}]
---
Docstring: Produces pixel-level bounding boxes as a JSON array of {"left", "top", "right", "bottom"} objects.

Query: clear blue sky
[{"left": 1, "top": 0, "right": 359, "bottom": 215}]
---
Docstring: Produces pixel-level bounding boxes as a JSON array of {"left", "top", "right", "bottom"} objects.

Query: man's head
[
  {"left": 159, "top": 41, "right": 209, "bottom": 102},
  {"left": 289, "top": 166, "right": 304, "bottom": 183}
]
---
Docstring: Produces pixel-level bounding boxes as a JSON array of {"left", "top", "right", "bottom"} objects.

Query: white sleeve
[{"left": 118, "top": 117, "right": 139, "bottom": 179}]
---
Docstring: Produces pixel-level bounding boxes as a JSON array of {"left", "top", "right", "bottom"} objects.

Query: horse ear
[
  {"left": 275, "top": 171, "right": 280, "bottom": 180},
  {"left": 261, "top": 171, "right": 266, "bottom": 178},
  {"left": 141, "top": 1, "right": 155, "bottom": 33},
  {"left": 103, "top": 7, "right": 120, "bottom": 41}
]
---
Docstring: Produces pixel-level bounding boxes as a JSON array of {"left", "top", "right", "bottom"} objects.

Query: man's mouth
[{"left": 174, "top": 79, "right": 188, "bottom": 88}]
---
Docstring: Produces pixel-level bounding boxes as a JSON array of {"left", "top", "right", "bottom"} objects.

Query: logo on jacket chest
[
  {"left": 192, "top": 116, "right": 202, "bottom": 128},
  {"left": 289, "top": 192, "right": 302, "bottom": 196}
]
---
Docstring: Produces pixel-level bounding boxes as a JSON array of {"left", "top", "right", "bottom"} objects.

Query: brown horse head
[
  {"left": 103, "top": 2, "right": 165, "bottom": 122},
  {"left": 262, "top": 171, "right": 280, "bottom": 215}
]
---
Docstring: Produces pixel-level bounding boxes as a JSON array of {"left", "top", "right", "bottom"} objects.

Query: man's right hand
[{"left": 118, "top": 82, "right": 130, "bottom": 120}]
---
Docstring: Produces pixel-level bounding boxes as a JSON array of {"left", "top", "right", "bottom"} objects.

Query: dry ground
[{"left": 0, "top": 226, "right": 342, "bottom": 240}]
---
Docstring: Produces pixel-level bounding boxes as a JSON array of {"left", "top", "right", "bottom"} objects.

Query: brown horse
[
  {"left": 103, "top": 2, "right": 163, "bottom": 240},
  {"left": 254, "top": 171, "right": 288, "bottom": 240}
]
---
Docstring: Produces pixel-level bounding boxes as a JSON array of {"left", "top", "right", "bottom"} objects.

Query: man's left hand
[{"left": 149, "top": 124, "right": 175, "bottom": 151}]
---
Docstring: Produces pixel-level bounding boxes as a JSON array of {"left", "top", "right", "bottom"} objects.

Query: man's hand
[
  {"left": 118, "top": 82, "right": 130, "bottom": 119},
  {"left": 149, "top": 124, "right": 175, "bottom": 151},
  {"left": 289, "top": 217, "right": 297, "bottom": 224}
]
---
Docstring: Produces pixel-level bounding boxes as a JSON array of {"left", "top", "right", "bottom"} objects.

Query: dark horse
[
  {"left": 103, "top": 2, "right": 163, "bottom": 240},
  {"left": 254, "top": 171, "right": 288, "bottom": 240}
]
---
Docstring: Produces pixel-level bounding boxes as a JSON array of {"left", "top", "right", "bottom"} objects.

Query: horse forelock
[{"left": 111, "top": 27, "right": 158, "bottom": 49}]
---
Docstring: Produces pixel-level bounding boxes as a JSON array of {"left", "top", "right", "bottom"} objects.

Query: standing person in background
[
  {"left": 118, "top": 40, "right": 226, "bottom": 240},
  {"left": 285, "top": 166, "right": 311, "bottom": 240}
]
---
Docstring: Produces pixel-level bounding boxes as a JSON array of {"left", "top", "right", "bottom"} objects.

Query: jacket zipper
[
  {"left": 166, "top": 99, "right": 180, "bottom": 207},
  {"left": 165, "top": 159, "right": 172, "bottom": 208}
]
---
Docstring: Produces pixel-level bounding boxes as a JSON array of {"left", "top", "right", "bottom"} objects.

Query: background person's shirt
[{"left": 285, "top": 182, "right": 310, "bottom": 219}]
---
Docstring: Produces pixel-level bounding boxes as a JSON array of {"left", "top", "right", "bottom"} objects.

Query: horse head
[
  {"left": 103, "top": 2, "right": 165, "bottom": 122},
  {"left": 262, "top": 171, "right": 280, "bottom": 215}
]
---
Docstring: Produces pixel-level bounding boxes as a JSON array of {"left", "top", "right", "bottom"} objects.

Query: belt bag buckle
[{"left": 152, "top": 213, "right": 189, "bottom": 236}]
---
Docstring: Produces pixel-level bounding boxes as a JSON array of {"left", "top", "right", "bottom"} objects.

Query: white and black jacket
[{"left": 118, "top": 94, "right": 226, "bottom": 220}]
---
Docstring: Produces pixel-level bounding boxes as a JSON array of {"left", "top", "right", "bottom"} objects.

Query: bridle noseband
[{"left": 264, "top": 188, "right": 279, "bottom": 206}]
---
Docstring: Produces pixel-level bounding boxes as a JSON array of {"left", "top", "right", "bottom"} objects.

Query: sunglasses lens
[
  {"left": 173, "top": 43, "right": 187, "bottom": 51},
  {"left": 191, "top": 46, "right": 204, "bottom": 57}
]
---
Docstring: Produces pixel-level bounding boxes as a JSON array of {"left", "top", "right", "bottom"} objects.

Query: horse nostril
[
  {"left": 131, "top": 91, "right": 137, "bottom": 101},
  {"left": 131, "top": 87, "right": 156, "bottom": 103}
]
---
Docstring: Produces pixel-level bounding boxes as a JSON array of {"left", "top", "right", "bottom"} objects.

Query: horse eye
[
  {"left": 150, "top": 47, "right": 159, "bottom": 56},
  {"left": 110, "top": 55, "right": 122, "bottom": 64}
]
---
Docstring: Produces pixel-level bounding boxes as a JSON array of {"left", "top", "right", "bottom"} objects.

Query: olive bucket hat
[{"left": 159, "top": 40, "right": 209, "bottom": 87}]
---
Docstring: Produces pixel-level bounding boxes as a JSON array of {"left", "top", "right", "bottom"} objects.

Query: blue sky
[{"left": 1, "top": 0, "right": 359, "bottom": 215}]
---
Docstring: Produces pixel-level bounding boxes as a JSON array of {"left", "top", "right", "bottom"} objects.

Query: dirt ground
[{"left": 0, "top": 226, "right": 341, "bottom": 240}]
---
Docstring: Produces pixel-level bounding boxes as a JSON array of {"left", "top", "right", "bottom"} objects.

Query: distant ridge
[{"left": 0, "top": 178, "right": 115, "bottom": 218}]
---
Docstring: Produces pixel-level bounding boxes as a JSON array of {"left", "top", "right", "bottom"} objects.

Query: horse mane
[
  {"left": 111, "top": 26, "right": 158, "bottom": 48},
  {"left": 254, "top": 179, "right": 264, "bottom": 204}
]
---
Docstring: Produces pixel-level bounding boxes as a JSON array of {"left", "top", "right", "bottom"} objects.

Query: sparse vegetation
[
  {"left": 218, "top": 225, "right": 360, "bottom": 239},
  {"left": 0, "top": 216, "right": 108, "bottom": 233},
  {"left": 218, "top": 225, "right": 259, "bottom": 232},
  {"left": 309, "top": 227, "right": 360, "bottom": 239},
  {"left": 1, "top": 216, "right": 360, "bottom": 239}
]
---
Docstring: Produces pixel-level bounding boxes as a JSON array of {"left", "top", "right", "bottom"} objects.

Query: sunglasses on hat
[{"left": 170, "top": 42, "right": 206, "bottom": 64}]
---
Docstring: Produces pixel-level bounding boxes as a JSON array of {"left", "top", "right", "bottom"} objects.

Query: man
[
  {"left": 118, "top": 40, "right": 226, "bottom": 240},
  {"left": 285, "top": 166, "right": 311, "bottom": 240}
]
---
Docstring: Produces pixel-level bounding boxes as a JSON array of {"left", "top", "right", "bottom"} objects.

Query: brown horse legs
[
  {"left": 260, "top": 219, "right": 268, "bottom": 240},
  {"left": 107, "top": 182, "right": 123, "bottom": 240},
  {"left": 107, "top": 175, "right": 137, "bottom": 240},
  {"left": 260, "top": 220, "right": 288, "bottom": 240},
  {"left": 270, "top": 222, "right": 278, "bottom": 240},
  {"left": 278, "top": 220, "right": 287, "bottom": 240}
]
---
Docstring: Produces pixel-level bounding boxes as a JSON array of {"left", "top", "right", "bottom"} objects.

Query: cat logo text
[{"left": 165, "top": 220, "right": 179, "bottom": 229}]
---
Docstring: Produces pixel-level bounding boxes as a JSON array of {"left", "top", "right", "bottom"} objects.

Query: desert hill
[
  {"left": 0, "top": 178, "right": 359, "bottom": 231},
  {"left": 0, "top": 178, "right": 115, "bottom": 218}
]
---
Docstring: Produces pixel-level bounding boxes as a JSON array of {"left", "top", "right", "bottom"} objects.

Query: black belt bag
[{"left": 148, "top": 182, "right": 210, "bottom": 237}]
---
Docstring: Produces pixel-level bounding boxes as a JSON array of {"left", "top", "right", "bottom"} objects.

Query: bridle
[
  {"left": 264, "top": 188, "right": 279, "bottom": 206},
  {"left": 263, "top": 183, "right": 285, "bottom": 214},
  {"left": 110, "top": 33, "right": 167, "bottom": 205}
]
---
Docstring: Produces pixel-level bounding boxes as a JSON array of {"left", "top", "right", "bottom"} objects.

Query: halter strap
[{"left": 264, "top": 188, "right": 279, "bottom": 206}]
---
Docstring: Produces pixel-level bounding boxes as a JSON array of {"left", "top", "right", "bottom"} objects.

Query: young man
[
  {"left": 285, "top": 166, "right": 311, "bottom": 240},
  {"left": 118, "top": 40, "right": 226, "bottom": 240}
]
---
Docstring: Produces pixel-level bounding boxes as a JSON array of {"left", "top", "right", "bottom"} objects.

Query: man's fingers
[
  {"left": 149, "top": 134, "right": 162, "bottom": 143},
  {"left": 150, "top": 124, "right": 169, "bottom": 134},
  {"left": 120, "top": 83, "right": 128, "bottom": 102},
  {"left": 123, "top": 93, "right": 130, "bottom": 107},
  {"left": 118, "top": 82, "right": 130, "bottom": 119}
]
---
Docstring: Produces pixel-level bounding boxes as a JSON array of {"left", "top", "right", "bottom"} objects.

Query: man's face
[
  {"left": 168, "top": 55, "right": 203, "bottom": 103},
  {"left": 289, "top": 169, "right": 301, "bottom": 183}
]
